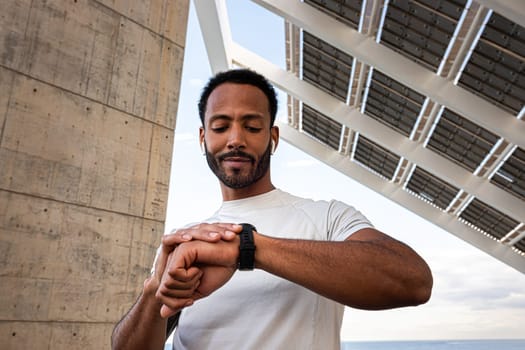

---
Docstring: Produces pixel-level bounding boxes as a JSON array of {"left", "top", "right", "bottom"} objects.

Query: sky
[{"left": 165, "top": 1, "right": 525, "bottom": 342}]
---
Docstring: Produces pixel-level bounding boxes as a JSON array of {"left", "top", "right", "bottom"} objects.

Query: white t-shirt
[{"left": 171, "top": 189, "right": 373, "bottom": 350}]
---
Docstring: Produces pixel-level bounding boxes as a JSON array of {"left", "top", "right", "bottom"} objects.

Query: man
[{"left": 112, "top": 69, "right": 433, "bottom": 350}]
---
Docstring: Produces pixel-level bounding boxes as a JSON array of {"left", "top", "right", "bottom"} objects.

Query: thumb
[{"left": 159, "top": 300, "right": 194, "bottom": 319}]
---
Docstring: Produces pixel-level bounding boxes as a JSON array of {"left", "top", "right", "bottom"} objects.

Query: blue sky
[{"left": 165, "top": 1, "right": 525, "bottom": 341}]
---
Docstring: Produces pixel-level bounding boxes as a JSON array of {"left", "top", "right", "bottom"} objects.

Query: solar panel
[
  {"left": 304, "top": 0, "right": 362, "bottom": 29},
  {"left": 302, "top": 104, "right": 343, "bottom": 150},
  {"left": 257, "top": 0, "right": 525, "bottom": 270},
  {"left": 515, "top": 238, "right": 525, "bottom": 255},
  {"left": 417, "top": 0, "right": 467, "bottom": 21},
  {"left": 459, "top": 198, "right": 520, "bottom": 240},
  {"left": 458, "top": 12, "right": 525, "bottom": 114},
  {"left": 353, "top": 135, "right": 401, "bottom": 180},
  {"left": 405, "top": 166, "right": 460, "bottom": 210},
  {"left": 491, "top": 147, "right": 525, "bottom": 200},
  {"left": 302, "top": 31, "right": 353, "bottom": 101},
  {"left": 426, "top": 108, "right": 500, "bottom": 172},
  {"left": 380, "top": 0, "right": 467, "bottom": 71},
  {"left": 364, "top": 69, "right": 426, "bottom": 136}
]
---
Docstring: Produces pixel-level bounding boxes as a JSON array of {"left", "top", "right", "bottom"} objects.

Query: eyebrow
[{"left": 208, "top": 114, "right": 265, "bottom": 123}]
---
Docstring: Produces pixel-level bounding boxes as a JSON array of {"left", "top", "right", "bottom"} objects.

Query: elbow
[
  {"left": 412, "top": 281, "right": 432, "bottom": 306},
  {"left": 408, "top": 264, "right": 433, "bottom": 306}
]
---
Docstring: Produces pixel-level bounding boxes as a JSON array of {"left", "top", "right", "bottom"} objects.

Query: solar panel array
[{"left": 293, "top": 0, "right": 524, "bottom": 257}]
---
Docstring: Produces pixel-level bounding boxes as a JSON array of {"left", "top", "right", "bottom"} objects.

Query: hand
[
  {"left": 164, "top": 223, "right": 242, "bottom": 245},
  {"left": 156, "top": 239, "right": 239, "bottom": 318},
  {"left": 147, "top": 222, "right": 241, "bottom": 294},
  {"left": 154, "top": 251, "right": 203, "bottom": 315}
]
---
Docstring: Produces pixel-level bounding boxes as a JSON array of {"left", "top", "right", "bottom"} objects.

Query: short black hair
[{"left": 198, "top": 69, "right": 278, "bottom": 127}]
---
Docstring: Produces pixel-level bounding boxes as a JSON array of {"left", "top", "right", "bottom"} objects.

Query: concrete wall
[{"left": 0, "top": 0, "right": 189, "bottom": 348}]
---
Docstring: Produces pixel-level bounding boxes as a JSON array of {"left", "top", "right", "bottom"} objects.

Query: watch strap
[{"left": 238, "top": 223, "right": 257, "bottom": 270}]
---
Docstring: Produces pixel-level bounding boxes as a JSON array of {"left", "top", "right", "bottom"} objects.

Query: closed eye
[
  {"left": 211, "top": 126, "right": 228, "bottom": 133},
  {"left": 246, "top": 126, "right": 262, "bottom": 132}
]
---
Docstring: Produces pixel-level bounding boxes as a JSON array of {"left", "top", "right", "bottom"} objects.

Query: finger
[
  {"left": 156, "top": 274, "right": 198, "bottom": 307},
  {"left": 159, "top": 254, "right": 201, "bottom": 295},
  {"left": 181, "top": 222, "right": 242, "bottom": 240},
  {"left": 162, "top": 231, "right": 191, "bottom": 246},
  {"left": 159, "top": 300, "right": 193, "bottom": 319},
  {"left": 158, "top": 279, "right": 200, "bottom": 298},
  {"left": 212, "top": 223, "right": 242, "bottom": 240},
  {"left": 165, "top": 223, "right": 242, "bottom": 244},
  {"left": 167, "top": 266, "right": 202, "bottom": 283},
  {"left": 163, "top": 267, "right": 202, "bottom": 292},
  {"left": 161, "top": 276, "right": 199, "bottom": 291}
]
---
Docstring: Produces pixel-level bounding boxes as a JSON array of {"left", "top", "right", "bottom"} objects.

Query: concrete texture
[{"left": 0, "top": 0, "right": 189, "bottom": 348}]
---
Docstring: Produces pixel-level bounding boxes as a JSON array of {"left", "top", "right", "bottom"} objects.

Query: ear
[
  {"left": 199, "top": 127, "right": 205, "bottom": 154},
  {"left": 270, "top": 126, "right": 279, "bottom": 155}
]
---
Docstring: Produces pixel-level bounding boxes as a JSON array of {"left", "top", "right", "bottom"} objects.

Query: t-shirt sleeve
[{"left": 326, "top": 200, "right": 373, "bottom": 241}]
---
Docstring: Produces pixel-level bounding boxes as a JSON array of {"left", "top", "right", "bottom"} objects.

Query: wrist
[
  {"left": 252, "top": 232, "right": 273, "bottom": 271},
  {"left": 142, "top": 276, "right": 164, "bottom": 311},
  {"left": 143, "top": 275, "right": 159, "bottom": 295}
]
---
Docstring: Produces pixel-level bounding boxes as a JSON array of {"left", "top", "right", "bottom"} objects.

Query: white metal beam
[
  {"left": 251, "top": 0, "right": 525, "bottom": 149},
  {"left": 277, "top": 121, "right": 525, "bottom": 274},
  {"left": 476, "top": 0, "right": 525, "bottom": 27},
  {"left": 231, "top": 43, "right": 525, "bottom": 223},
  {"left": 194, "top": 0, "right": 232, "bottom": 73}
]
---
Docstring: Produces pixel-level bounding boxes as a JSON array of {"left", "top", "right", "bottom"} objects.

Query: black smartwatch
[{"left": 238, "top": 223, "right": 257, "bottom": 270}]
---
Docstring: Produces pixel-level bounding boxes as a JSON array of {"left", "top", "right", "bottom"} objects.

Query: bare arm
[
  {"left": 110, "top": 278, "right": 169, "bottom": 350},
  {"left": 254, "top": 227, "right": 433, "bottom": 309},
  {"left": 111, "top": 222, "right": 242, "bottom": 349},
  {"left": 111, "top": 239, "right": 199, "bottom": 350},
  {"left": 157, "top": 227, "right": 432, "bottom": 311}
]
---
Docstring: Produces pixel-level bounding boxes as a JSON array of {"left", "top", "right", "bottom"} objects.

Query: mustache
[{"left": 218, "top": 150, "right": 255, "bottom": 162}]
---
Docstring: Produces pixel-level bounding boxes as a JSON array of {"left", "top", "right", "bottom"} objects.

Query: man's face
[{"left": 200, "top": 83, "right": 276, "bottom": 189}]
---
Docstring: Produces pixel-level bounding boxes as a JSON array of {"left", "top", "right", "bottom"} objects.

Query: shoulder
[
  {"left": 276, "top": 189, "right": 355, "bottom": 215},
  {"left": 274, "top": 189, "right": 329, "bottom": 209}
]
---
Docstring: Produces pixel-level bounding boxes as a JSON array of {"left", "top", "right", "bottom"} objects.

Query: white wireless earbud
[
  {"left": 200, "top": 141, "right": 206, "bottom": 155},
  {"left": 271, "top": 140, "right": 276, "bottom": 155}
]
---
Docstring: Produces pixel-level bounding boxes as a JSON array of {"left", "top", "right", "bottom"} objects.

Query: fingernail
[
  {"left": 209, "top": 232, "right": 219, "bottom": 238},
  {"left": 225, "top": 230, "right": 235, "bottom": 238},
  {"left": 185, "top": 300, "right": 194, "bottom": 307},
  {"left": 182, "top": 234, "right": 192, "bottom": 240},
  {"left": 233, "top": 224, "right": 242, "bottom": 229}
]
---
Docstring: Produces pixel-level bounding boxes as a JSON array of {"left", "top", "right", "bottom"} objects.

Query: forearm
[
  {"left": 254, "top": 228, "right": 432, "bottom": 310},
  {"left": 111, "top": 279, "right": 167, "bottom": 350}
]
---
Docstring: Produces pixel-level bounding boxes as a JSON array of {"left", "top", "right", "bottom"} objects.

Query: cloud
[
  {"left": 175, "top": 132, "right": 197, "bottom": 142},
  {"left": 189, "top": 78, "right": 204, "bottom": 87},
  {"left": 498, "top": 292, "right": 525, "bottom": 308},
  {"left": 429, "top": 251, "right": 525, "bottom": 311},
  {"left": 285, "top": 159, "right": 320, "bottom": 168}
]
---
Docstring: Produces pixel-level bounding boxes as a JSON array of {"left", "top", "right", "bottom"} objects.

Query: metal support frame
[
  {"left": 231, "top": 43, "right": 524, "bottom": 222},
  {"left": 194, "top": 0, "right": 232, "bottom": 73},
  {"left": 277, "top": 120, "right": 525, "bottom": 273},
  {"left": 252, "top": 0, "right": 525, "bottom": 149},
  {"left": 193, "top": 0, "right": 525, "bottom": 273}
]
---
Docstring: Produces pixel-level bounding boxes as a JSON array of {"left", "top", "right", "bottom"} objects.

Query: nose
[{"left": 226, "top": 123, "right": 246, "bottom": 150}]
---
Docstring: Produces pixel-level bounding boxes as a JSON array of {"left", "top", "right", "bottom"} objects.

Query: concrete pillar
[{"left": 0, "top": 0, "right": 189, "bottom": 349}]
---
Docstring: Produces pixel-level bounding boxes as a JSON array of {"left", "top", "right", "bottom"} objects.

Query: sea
[
  {"left": 341, "top": 339, "right": 525, "bottom": 350},
  {"left": 165, "top": 339, "right": 525, "bottom": 349}
]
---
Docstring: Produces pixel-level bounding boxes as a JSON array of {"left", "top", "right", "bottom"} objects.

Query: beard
[{"left": 205, "top": 142, "right": 272, "bottom": 189}]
